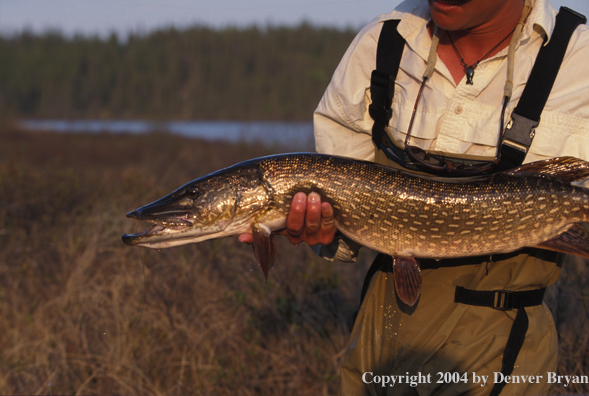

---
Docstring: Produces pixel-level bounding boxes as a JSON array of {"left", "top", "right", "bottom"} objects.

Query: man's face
[{"left": 427, "top": 0, "right": 521, "bottom": 32}]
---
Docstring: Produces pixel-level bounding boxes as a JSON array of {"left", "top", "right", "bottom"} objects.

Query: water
[{"left": 19, "top": 119, "right": 316, "bottom": 151}]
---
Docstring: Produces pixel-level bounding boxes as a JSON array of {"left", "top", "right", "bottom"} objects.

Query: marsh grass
[
  {"left": 0, "top": 126, "right": 370, "bottom": 395},
  {"left": 0, "top": 126, "right": 586, "bottom": 395}
]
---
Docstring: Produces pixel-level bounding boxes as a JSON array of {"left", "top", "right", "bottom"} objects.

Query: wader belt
[
  {"left": 454, "top": 286, "right": 546, "bottom": 396},
  {"left": 357, "top": 249, "right": 559, "bottom": 395},
  {"left": 358, "top": 249, "right": 559, "bottom": 309},
  {"left": 370, "top": 7, "right": 586, "bottom": 173}
]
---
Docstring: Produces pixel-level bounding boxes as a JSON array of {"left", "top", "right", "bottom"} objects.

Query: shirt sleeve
[{"left": 313, "top": 19, "right": 385, "bottom": 161}]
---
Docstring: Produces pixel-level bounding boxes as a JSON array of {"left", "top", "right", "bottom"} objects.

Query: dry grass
[
  {"left": 0, "top": 125, "right": 586, "bottom": 395},
  {"left": 0, "top": 125, "right": 370, "bottom": 395}
]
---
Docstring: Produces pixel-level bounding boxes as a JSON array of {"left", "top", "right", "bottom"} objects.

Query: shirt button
[{"left": 455, "top": 105, "right": 464, "bottom": 114}]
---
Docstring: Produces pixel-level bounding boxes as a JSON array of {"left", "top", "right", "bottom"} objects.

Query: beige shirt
[
  {"left": 314, "top": 0, "right": 589, "bottom": 164},
  {"left": 313, "top": 1, "right": 589, "bottom": 395}
]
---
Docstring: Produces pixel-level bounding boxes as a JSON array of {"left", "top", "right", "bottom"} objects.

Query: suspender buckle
[
  {"left": 502, "top": 113, "right": 540, "bottom": 153},
  {"left": 493, "top": 290, "right": 516, "bottom": 311}
]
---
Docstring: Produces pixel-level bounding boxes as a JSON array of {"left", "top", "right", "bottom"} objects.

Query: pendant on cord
[
  {"left": 446, "top": 27, "right": 515, "bottom": 86},
  {"left": 466, "top": 66, "right": 475, "bottom": 85}
]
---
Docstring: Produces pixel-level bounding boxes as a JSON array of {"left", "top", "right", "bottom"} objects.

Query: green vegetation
[
  {"left": 0, "top": 126, "right": 587, "bottom": 395},
  {"left": 0, "top": 24, "right": 357, "bottom": 121}
]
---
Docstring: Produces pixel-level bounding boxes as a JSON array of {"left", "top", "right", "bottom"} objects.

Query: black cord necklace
[{"left": 447, "top": 28, "right": 515, "bottom": 85}]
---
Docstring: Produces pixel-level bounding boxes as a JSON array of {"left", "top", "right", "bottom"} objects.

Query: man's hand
[{"left": 238, "top": 192, "right": 336, "bottom": 246}]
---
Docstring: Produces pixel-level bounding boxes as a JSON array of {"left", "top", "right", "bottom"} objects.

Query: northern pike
[{"left": 122, "top": 153, "right": 589, "bottom": 306}]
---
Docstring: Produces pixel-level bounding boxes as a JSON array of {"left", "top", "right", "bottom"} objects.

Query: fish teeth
[{"left": 159, "top": 219, "right": 192, "bottom": 228}]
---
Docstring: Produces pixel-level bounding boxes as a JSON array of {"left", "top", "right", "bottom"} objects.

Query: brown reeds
[
  {"left": 0, "top": 126, "right": 586, "bottom": 395},
  {"left": 0, "top": 126, "right": 370, "bottom": 395}
]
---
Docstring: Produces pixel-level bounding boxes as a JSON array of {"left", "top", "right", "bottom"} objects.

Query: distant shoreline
[{"left": 18, "top": 118, "right": 316, "bottom": 151}]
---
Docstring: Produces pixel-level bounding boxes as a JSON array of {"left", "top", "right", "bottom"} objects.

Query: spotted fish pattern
[
  {"left": 259, "top": 155, "right": 588, "bottom": 258},
  {"left": 123, "top": 154, "right": 589, "bottom": 306}
]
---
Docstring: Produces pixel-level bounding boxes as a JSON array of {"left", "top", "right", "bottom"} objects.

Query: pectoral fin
[
  {"left": 252, "top": 224, "right": 277, "bottom": 283},
  {"left": 393, "top": 256, "right": 422, "bottom": 307},
  {"left": 535, "top": 223, "right": 589, "bottom": 259}
]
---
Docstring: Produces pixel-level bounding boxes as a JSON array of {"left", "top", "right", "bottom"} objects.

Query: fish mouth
[
  {"left": 122, "top": 208, "right": 195, "bottom": 246},
  {"left": 122, "top": 222, "right": 193, "bottom": 245}
]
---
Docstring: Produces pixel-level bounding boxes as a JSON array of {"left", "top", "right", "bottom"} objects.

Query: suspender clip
[{"left": 502, "top": 113, "right": 540, "bottom": 153}]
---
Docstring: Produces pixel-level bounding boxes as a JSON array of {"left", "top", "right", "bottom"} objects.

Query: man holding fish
[
  {"left": 122, "top": 0, "right": 589, "bottom": 394},
  {"left": 275, "top": 0, "right": 589, "bottom": 394}
]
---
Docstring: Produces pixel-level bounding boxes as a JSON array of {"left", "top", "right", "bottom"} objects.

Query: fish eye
[{"left": 186, "top": 187, "right": 199, "bottom": 198}]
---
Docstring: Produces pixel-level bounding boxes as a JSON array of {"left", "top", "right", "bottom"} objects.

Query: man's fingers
[
  {"left": 320, "top": 201, "right": 335, "bottom": 228},
  {"left": 265, "top": 191, "right": 337, "bottom": 247},
  {"left": 305, "top": 192, "right": 322, "bottom": 234},
  {"left": 319, "top": 201, "right": 336, "bottom": 244},
  {"left": 286, "top": 192, "right": 307, "bottom": 238}
]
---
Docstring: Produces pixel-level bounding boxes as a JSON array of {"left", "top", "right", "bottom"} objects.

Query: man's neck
[
  {"left": 443, "top": 3, "right": 523, "bottom": 59},
  {"left": 428, "top": 1, "right": 525, "bottom": 85}
]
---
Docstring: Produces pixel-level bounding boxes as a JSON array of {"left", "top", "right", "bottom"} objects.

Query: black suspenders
[
  {"left": 369, "top": 19, "right": 404, "bottom": 150},
  {"left": 370, "top": 7, "right": 587, "bottom": 172},
  {"left": 497, "top": 7, "right": 588, "bottom": 170}
]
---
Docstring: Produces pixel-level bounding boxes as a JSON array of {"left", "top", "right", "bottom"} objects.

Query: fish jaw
[
  {"left": 122, "top": 219, "right": 241, "bottom": 249},
  {"left": 122, "top": 203, "right": 244, "bottom": 248},
  {"left": 123, "top": 164, "right": 273, "bottom": 249}
]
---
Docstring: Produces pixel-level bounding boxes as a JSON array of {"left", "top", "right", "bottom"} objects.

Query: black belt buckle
[{"left": 493, "top": 290, "right": 516, "bottom": 311}]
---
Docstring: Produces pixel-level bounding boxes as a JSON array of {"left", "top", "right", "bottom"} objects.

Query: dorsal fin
[
  {"left": 535, "top": 223, "right": 589, "bottom": 259},
  {"left": 509, "top": 157, "right": 589, "bottom": 183}
]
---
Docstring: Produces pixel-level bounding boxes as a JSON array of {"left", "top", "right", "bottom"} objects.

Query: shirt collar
[{"left": 523, "top": 0, "right": 557, "bottom": 43}]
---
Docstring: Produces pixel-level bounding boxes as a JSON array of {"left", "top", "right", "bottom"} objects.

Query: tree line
[{"left": 0, "top": 24, "right": 358, "bottom": 121}]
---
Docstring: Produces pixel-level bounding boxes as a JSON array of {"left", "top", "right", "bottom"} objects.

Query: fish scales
[
  {"left": 253, "top": 154, "right": 589, "bottom": 259},
  {"left": 123, "top": 153, "right": 589, "bottom": 305},
  {"left": 123, "top": 153, "right": 589, "bottom": 261}
]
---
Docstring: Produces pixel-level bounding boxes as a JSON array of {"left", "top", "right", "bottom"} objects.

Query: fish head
[{"left": 122, "top": 166, "right": 271, "bottom": 248}]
